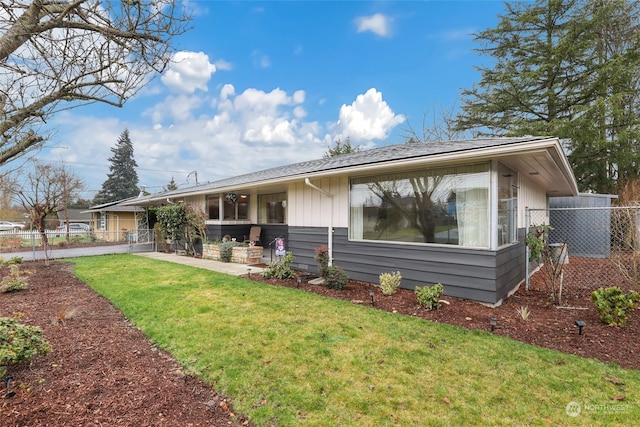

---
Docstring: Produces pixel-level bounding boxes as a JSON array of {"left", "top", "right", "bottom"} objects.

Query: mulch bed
[
  {"left": 0, "top": 262, "right": 247, "bottom": 427},
  {"left": 1, "top": 256, "right": 639, "bottom": 426}
]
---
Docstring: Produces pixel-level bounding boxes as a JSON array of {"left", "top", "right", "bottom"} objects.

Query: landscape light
[
  {"left": 369, "top": 289, "right": 375, "bottom": 306},
  {"left": 490, "top": 317, "right": 498, "bottom": 332},
  {"left": 247, "top": 267, "right": 251, "bottom": 278},
  {"left": 574, "top": 320, "right": 586, "bottom": 335},
  {"left": 296, "top": 276, "right": 302, "bottom": 288}
]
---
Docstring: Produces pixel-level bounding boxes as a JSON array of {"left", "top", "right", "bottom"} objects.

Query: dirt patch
[{"left": 1, "top": 258, "right": 638, "bottom": 426}]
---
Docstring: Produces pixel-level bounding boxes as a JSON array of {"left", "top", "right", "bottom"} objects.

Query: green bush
[
  {"left": 591, "top": 286, "right": 640, "bottom": 326},
  {"left": 325, "top": 265, "right": 349, "bottom": 290},
  {"left": 262, "top": 252, "right": 296, "bottom": 279},
  {"left": 1, "top": 256, "right": 23, "bottom": 265},
  {"left": 525, "top": 224, "right": 552, "bottom": 262},
  {"left": 415, "top": 283, "right": 444, "bottom": 310},
  {"left": 219, "top": 241, "right": 239, "bottom": 263},
  {"left": 314, "top": 246, "right": 330, "bottom": 278},
  {"left": 379, "top": 271, "right": 402, "bottom": 295},
  {"left": 0, "top": 265, "right": 31, "bottom": 293},
  {"left": 0, "top": 317, "right": 51, "bottom": 379}
]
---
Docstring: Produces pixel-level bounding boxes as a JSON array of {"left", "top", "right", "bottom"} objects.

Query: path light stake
[
  {"left": 296, "top": 276, "right": 302, "bottom": 288},
  {"left": 369, "top": 289, "right": 375, "bottom": 306},
  {"left": 490, "top": 317, "right": 497, "bottom": 332},
  {"left": 574, "top": 320, "right": 586, "bottom": 335},
  {"left": 247, "top": 267, "right": 251, "bottom": 278}
]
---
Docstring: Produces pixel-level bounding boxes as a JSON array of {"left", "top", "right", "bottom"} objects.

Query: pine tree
[
  {"left": 165, "top": 176, "right": 178, "bottom": 191},
  {"left": 93, "top": 130, "right": 140, "bottom": 204},
  {"left": 323, "top": 137, "right": 361, "bottom": 158},
  {"left": 454, "top": 0, "right": 640, "bottom": 194}
]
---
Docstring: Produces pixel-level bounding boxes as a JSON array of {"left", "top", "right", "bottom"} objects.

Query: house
[
  {"left": 83, "top": 199, "right": 146, "bottom": 242},
  {"left": 56, "top": 208, "right": 93, "bottom": 226},
  {"left": 127, "top": 137, "right": 578, "bottom": 305}
]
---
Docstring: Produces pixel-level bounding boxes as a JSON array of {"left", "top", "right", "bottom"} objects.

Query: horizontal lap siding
[
  {"left": 495, "top": 238, "right": 526, "bottom": 302},
  {"left": 288, "top": 226, "right": 522, "bottom": 304}
]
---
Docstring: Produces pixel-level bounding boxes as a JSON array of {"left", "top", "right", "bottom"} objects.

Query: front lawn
[{"left": 70, "top": 255, "right": 639, "bottom": 426}]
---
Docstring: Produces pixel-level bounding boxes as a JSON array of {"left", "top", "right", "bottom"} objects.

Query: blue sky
[{"left": 44, "top": 0, "right": 506, "bottom": 199}]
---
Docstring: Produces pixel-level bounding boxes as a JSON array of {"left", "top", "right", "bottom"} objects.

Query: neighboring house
[
  {"left": 56, "top": 208, "right": 93, "bottom": 226},
  {"left": 83, "top": 199, "right": 146, "bottom": 242},
  {"left": 126, "top": 137, "right": 578, "bottom": 305}
]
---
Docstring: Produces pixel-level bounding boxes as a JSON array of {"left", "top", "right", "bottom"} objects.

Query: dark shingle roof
[{"left": 137, "top": 136, "right": 554, "bottom": 202}]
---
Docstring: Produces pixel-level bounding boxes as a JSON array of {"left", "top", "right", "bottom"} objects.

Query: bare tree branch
[{"left": 0, "top": 0, "right": 191, "bottom": 166}]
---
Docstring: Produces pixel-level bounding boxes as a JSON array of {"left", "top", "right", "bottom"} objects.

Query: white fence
[{"left": 0, "top": 228, "right": 155, "bottom": 246}]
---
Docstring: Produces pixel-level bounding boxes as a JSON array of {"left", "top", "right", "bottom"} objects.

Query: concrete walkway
[
  {"left": 1, "top": 245, "right": 264, "bottom": 277},
  {"left": 134, "top": 251, "right": 265, "bottom": 276}
]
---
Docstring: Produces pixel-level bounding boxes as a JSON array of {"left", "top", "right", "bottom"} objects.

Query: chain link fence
[{"left": 526, "top": 206, "right": 640, "bottom": 306}]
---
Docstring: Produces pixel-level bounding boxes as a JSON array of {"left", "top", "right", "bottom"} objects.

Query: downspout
[{"left": 305, "top": 178, "right": 334, "bottom": 266}]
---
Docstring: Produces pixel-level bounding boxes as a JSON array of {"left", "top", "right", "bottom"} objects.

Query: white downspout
[{"left": 305, "top": 178, "right": 334, "bottom": 266}]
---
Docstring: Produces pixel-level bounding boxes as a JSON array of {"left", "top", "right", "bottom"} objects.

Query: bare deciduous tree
[
  {"left": 0, "top": 0, "right": 191, "bottom": 165},
  {"left": 403, "top": 105, "right": 477, "bottom": 144},
  {"left": 2, "top": 160, "right": 84, "bottom": 262}
]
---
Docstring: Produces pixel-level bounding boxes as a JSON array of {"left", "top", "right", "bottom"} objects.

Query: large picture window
[
  {"left": 350, "top": 164, "right": 490, "bottom": 247},
  {"left": 258, "top": 192, "right": 287, "bottom": 224}
]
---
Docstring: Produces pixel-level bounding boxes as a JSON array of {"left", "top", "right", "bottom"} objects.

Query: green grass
[{"left": 68, "top": 254, "right": 640, "bottom": 426}]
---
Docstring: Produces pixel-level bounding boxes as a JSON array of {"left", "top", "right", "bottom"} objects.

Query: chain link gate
[{"left": 525, "top": 206, "right": 640, "bottom": 306}]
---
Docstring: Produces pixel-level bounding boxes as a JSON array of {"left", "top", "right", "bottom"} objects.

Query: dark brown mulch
[
  {"left": 0, "top": 262, "right": 247, "bottom": 427},
  {"left": 1, "top": 256, "right": 638, "bottom": 426}
]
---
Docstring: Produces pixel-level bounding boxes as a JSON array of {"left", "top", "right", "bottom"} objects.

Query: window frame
[{"left": 348, "top": 162, "right": 503, "bottom": 249}]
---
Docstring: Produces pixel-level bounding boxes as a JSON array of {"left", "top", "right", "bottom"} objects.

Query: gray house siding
[{"left": 288, "top": 226, "right": 525, "bottom": 304}]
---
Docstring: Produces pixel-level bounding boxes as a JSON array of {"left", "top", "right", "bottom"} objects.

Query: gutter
[{"left": 304, "top": 178, "right": 333, "bottom": 266}]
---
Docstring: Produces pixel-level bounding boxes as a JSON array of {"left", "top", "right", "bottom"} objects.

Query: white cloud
[
  {"left": 252, "top": 50, "right": 271, "bottom": 69},
  {"left": 48, "top": 85, "right": 404, "bottom": 197},
  {"left": 161, "top": 51, "right": 216, "bottom": 93},
  {"left": 336, "top": 88, "right": 405, "bottom": 142},
  {"left": 355, "top": 13, "right": 392, "bottom": 37},
  {"left": 214, "top": 59, "right": 233, "bottom": 71}
]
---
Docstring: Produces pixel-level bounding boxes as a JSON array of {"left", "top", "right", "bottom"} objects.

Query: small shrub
[
  {"left": 70, "top": 235, "right": 85, "bottom": 244},
  {"left": 0, "top": 265, "right": 32, "bottom": 293},
  {"left": 1, "top": 256, "right": 23, "bottom": 265},
  {"left": 591, "top": 286, "right": 640, "bottom": 326},
  {"left": 262, "top": 252, "right": 296, "bottom": 279},
  {"left": 516, "top": 305, "right": 531, "bottom": 321},
  {"left": 415, "top": 283, "right": 444, "bottom": 310},
  {"left": 218, "top": 241, "right": 239, "bottom": 263},
  {"left": 525, "top": 224, "right": 552, "bottom": 262},
  {"left": 0, "top": 237, "right": 22, "bottom": 250},
  {"left": 314, "top": 246, "right": 330, "bottom": 278},
  {"left": 0, "top": 317, "right": 51, "bottom": 379},
  {"left": 325, "top": 265, "right": 349, "bottom": 290},
  {"left": 379, "top": 271, "right": 402, "bottom": 295}
]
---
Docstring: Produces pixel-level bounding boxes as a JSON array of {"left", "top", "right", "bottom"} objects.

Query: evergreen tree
[
  {"left": 93, "top": 130, "right": 140, "bottom": 204},
  {"left": 323, "top": 137, "right": 361, "bottom": 158},
  {"left": 165, "top": 176, "right": 179, "bottom": 191},
  {"left": 454, "top": 0, "right": 640, "bottom": 194}
]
